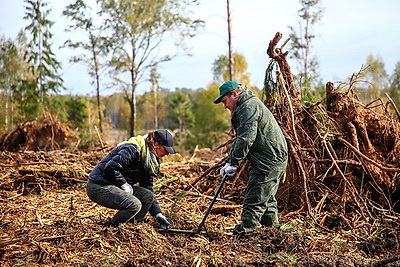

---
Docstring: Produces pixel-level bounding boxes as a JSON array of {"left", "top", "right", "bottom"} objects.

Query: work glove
[
  {"left": 225, "top": 165, "right": 237, "bottom": 177},
  {"left": 220, "top": 163, "right": 237, "bottom": 177},
  {"left": 220, "top": 163, "right": 230, "bottom": 176},
  {"left": 155, "top": 213, "right": 170, "bottom": 230},
  {"left": 121, "top": 183, "right": 133, "bottom": 194}
]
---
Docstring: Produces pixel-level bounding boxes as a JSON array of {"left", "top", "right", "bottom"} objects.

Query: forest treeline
[{"left": 1, "top": 0, "right": 400, "bottom": 152}]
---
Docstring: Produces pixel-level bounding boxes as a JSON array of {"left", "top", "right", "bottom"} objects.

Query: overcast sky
[{"left": 1, "top": 0, "right": 399, "bottom": 95}]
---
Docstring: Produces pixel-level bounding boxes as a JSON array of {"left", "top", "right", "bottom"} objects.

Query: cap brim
[
  {"left": 213, "top": 95, "right": 223, "bottom": 104},
  {"left": 164, "top": 146, "right": 177, "bottom": 154}
]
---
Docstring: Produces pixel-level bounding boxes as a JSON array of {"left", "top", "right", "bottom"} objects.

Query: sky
[{"left": 0, "top": 0, "right": 399, "bottom": 96}]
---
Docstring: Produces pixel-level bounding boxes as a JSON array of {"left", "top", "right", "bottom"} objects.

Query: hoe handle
[{"left": 195, "top": 174, "right": 228, "bottom": 234}]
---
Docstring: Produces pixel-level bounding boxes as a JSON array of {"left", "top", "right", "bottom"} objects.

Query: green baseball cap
[{"left": 213, "top": 81, "right": 241, "bottom": 104}]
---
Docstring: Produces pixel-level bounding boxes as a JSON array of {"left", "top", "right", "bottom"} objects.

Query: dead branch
[
  {"left": 385, "top": 92, "right": 400, "bottom": 121},
  {"left": 266, "top": 32, "right": 298, "bottom": 99},
  {"left": 278, "top": 71, "right": 300, "bottom": 145},
  {"left": 213, "top": 138, "right": 234, "bottom": 151},
  {"left": 320, "top": 131, "right": 372, "bottom": 220},
  {"left": 189, "top": 157, "right": 226, "bottom": 187},
  {"left": 339, "top": 137, "right": 400, "bottom": 172}
]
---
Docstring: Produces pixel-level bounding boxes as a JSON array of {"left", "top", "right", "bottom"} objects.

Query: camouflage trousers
[{"left": 241, "top": 161, "right": 287, "bottom": 229}]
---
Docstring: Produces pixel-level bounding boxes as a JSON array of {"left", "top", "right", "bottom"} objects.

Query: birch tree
[{"left": 98, "top": 0, "right": 202, "bottom": 136}]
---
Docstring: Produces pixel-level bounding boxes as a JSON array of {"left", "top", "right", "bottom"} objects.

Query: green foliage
[
  {"left": 288, "top": 0, "right": 323, "bottom": 93},
  {"left": 164, "top": 89, "right": 195, "bottom": 150},
  {"left": 66, "top": 96, "right": 89, "bottom": 129},
  {"left": 388, "top": 61, "right": 400, "bottom": 108},
  {"left": 97, "top": 0, "right": 203, "bottom": 136},
  {"left": 23, "top": 0, "right": 64, "bottom": 99},
  {"left": 63, "top": 0, "right": 108, "bottom": 132},
  {"left": 299, "top": 76, "right": 325, "bottom": 107},
  {"left": 153, "top": 176, "right": 178, "bottom": 192},
  {"left": 354, "top": 54, "right": 389, "bottom": 104},
  {"left": 15, "top": 79, "right": 43, "bottom": 119},
  {"left": 0, "top": 34, "right": 32, "bottom": 126},
  {"left": 168, "top": 90, "right": 195, "bottom": 131},
  {"left": 212, "top": 52, "right": 251, "bottom": 85},
  {"left": 184, "top": 83, "right": 230, "bottom": 150}
]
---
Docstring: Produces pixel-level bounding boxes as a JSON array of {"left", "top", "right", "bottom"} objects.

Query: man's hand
[
  {"left": 225, "top": 165, "right": 237, "bottom": 177},
  {"left": 220, "top": 163, "right": 230, "bottom": 176},
  {"left": 220, "top": 163, "right": 237, "bottom": 177},
  {"left": 121, "top": 183, "right": 133, "bottom": 194},
  {"left": 155, "top": 213, "right": 170, "bottom": 230}
]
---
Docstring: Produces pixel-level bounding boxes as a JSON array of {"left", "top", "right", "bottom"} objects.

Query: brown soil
[{"left": 1, "top": 150, "right": 399, "bottom": 267}]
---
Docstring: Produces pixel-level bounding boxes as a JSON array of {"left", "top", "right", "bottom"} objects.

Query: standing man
[{"left": 214, "top": 81, "right": 288, "bottom": 235}]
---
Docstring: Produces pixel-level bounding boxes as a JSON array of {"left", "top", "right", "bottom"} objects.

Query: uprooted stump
[
  {"left": 326, "top": 81, "right": 400, "bottom": 182},
  {"left": 0, "top": 112, "right": 78, "bottom": 151},
  {"left": 204, "top": 32, "right": 400, "bottom": 228}
]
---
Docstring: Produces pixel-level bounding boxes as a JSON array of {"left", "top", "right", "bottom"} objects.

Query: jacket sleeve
[
  {"left": 104, "top": 146, "right": 138, "bottom": 187},
  {"left": 140, "top": 175, "right": 162, "bottom": 216},
  {"left": 229, "top": 107, "right": 259, "bottom": 167}
]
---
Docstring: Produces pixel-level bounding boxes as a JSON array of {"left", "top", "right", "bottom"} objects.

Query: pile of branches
[
  {"left": 263, "top": 32, "right": 400, "bottom": 229},
  {"left": 188, "top": 33, "right": 400, "bottom": 234},
  {"left": 0, "top": 112, "right": 78, "bottom": 151}
]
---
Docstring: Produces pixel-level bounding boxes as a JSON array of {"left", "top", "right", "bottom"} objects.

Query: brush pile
[{"left": 0, "top": 112, "right": 78, "bottom": 151}]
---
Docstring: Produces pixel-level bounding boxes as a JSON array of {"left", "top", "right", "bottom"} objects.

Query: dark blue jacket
[{"left": 88, "top": 144, "right": 162, "bottom": 216}]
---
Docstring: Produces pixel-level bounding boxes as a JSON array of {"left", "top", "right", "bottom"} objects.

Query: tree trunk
[
  {"left": 91, "top": 33, "right": 103, "bottom": 133},
  {"left": 130, "top": 70, "right": 136, "bottom": 137},
  {"left": 227, "top": 0, "right": 234, "bottom": 81}
]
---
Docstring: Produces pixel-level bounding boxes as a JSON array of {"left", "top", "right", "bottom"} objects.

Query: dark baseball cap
[{"left": 154, "top": 130, "right": 177, "bottom": 154}]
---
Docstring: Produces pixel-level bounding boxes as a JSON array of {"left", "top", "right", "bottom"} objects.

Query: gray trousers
[
  {"left": 241, "top": 161, "right": 287, "bottom": 229},
  {"left": 86, "top": 180, "right": 154, "bottom": 226}
]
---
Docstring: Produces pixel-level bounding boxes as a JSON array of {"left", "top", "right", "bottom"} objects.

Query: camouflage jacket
[{"left": 227, "top": 90, "right": 288, "bottom": 173}]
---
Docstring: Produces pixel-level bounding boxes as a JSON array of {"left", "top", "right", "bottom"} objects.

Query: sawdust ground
[{"left": 0, "top": 151, "right": 399, "bottom": 266}]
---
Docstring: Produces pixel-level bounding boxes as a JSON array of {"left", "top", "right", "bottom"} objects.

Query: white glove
[
  {"left": 155, "top": 213, "right": 170, "bottom": 229},
  {"left": 225, "top": 165, "right": 237, "bottom": 177},
  {"left": 220, "top": 163, "right": 237, "bottom": 177},
  {"left": 121, "top": 183, "right": 133, "bottom": 194},
  {"left": 220, "top": 163, "right": 230, "bottom": 176}
]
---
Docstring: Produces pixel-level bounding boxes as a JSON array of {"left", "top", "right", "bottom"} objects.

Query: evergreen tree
[
  {"left": 63, "top": 0, "right": 108, "bottom": 132},
  {"left": 288, "top": 0, "right": 323, "bottom": 95},
  {"left": 23, "top": 0, "right": 64, "bottom": 118},
  {"left": 168, "top": 90, "right": 194, "bottom": 133},
  {"left": 0, "top": 33, "right": 32, "bottom": 128}
]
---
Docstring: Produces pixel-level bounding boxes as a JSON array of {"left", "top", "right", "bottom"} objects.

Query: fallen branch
[
  {"left": 38, "top": 234, "right": 72, "bottom": 242},
  {"left": 7, "top": 182, "right": 25, "bottom": 200},
  {"left": 0, "top": 161, "right": 65, "bottom": 167},
  {"left": 189, "top": 157, "right": 226, "bottom": 187},
  {"left": 304, "top": 158, "right": 362, "bottom": 166}
]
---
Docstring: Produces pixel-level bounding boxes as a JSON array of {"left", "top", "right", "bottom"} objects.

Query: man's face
[{"left": 221, "top": 91, "right": 239, "bottom": 112}]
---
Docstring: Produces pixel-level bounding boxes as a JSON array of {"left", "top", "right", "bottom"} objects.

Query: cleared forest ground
[
  {"left": 1, "top": 150, "right": 399, "bottom": 266},
  {"left": 1, "top": 32, "right": 400, "bottom": 267}
]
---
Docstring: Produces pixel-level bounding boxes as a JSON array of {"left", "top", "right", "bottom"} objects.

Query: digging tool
[{"left": 160, "top": 173, "right": 229, "bottom": 235}]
